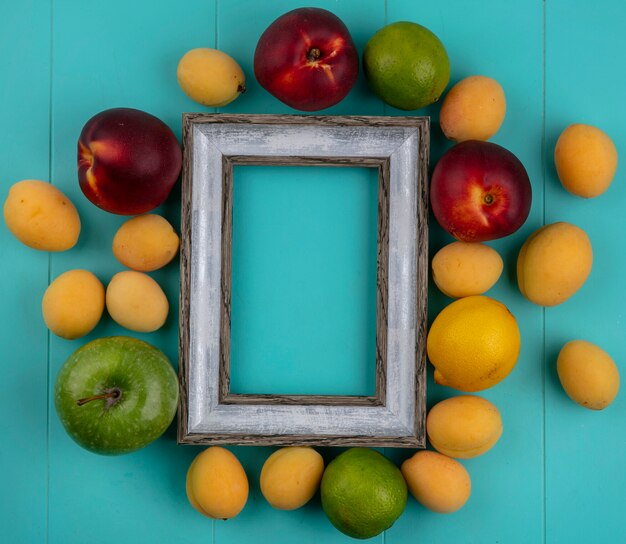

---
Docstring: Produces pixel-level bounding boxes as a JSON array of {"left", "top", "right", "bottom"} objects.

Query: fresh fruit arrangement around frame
[{"left": 2, "top": 4, "right": 621, "bottom": 541}]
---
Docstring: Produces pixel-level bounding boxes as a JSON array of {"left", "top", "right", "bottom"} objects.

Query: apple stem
[
  {"left": 237, "top": 84, "right": 246, "bottom": 94},
  {"left": 307, "top": 47, "right": 322, "bottom": 61},
  {"left": 76, "top": 387, "right": 122, "bottom": 409},
  {"left": 484, "top": 194, "right": 495, "bottom": 205}
]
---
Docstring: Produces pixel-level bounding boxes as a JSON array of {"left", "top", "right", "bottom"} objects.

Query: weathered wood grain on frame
[{"left": 178, "top": 114, "right": 429, "bottom": 447}]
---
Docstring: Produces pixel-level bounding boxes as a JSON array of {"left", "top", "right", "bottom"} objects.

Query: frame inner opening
[{"left": 227, "top": 164, "right": 379, "bottom": 397}]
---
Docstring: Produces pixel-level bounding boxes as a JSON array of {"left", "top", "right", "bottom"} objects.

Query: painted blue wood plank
[
  {"left": 0, "top": 1, "right": 51, "bottom": 542},
  {"left": 214, "top": 1, "right": 386, "bottom": 542},
  {"left": 544, "top": 2, "right": 626, "bottom": 542},
  {"left": 47, "top": 1, "right": 216, "bottom": 543},
  {"left": 384, "top": 1, "right": 546, "bottom": 543}
]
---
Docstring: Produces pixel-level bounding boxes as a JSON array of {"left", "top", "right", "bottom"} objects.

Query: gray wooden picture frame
[{"left": 178, "top": 113, "right": 429, "bottom": 447}]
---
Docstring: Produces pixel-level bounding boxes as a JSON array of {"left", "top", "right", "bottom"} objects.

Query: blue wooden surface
[{"left": 1, "top": 1, "right": 624, "bottom": 542}]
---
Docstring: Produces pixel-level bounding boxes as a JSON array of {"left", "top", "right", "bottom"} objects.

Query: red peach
[
  {"left": 78, "top": 108, "right": 182, "bottom": 215},
  {"left": 430, "top": 140, "right": 532, "bottom": 242},
  {"left": 254, "top": 8, "right": 359, "bottom": 111}
]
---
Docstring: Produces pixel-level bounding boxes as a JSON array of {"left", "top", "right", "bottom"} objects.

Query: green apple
[{"left": 55, "top": 336, "right": 179, "bottom": 455}]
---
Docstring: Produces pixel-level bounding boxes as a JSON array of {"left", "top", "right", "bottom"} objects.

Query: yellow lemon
[{"left": 427, "top": 295, "right": 520, "bottom": 391}]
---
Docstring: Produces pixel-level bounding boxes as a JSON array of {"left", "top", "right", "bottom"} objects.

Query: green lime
[
  {"left": 363, "top": 21, "right": 450, "bottom": 110},
  {"left": 320, "top": 448, "right": 407, "bottom": 539}
]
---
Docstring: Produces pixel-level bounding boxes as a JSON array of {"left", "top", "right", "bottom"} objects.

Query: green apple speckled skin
[{"left": 54, "top": 336, "right": 179, "bottom": 455}]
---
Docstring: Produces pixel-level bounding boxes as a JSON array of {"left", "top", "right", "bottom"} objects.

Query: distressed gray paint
[{"left": 179, "top": 114, "right": 429, "bottom": 447}]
